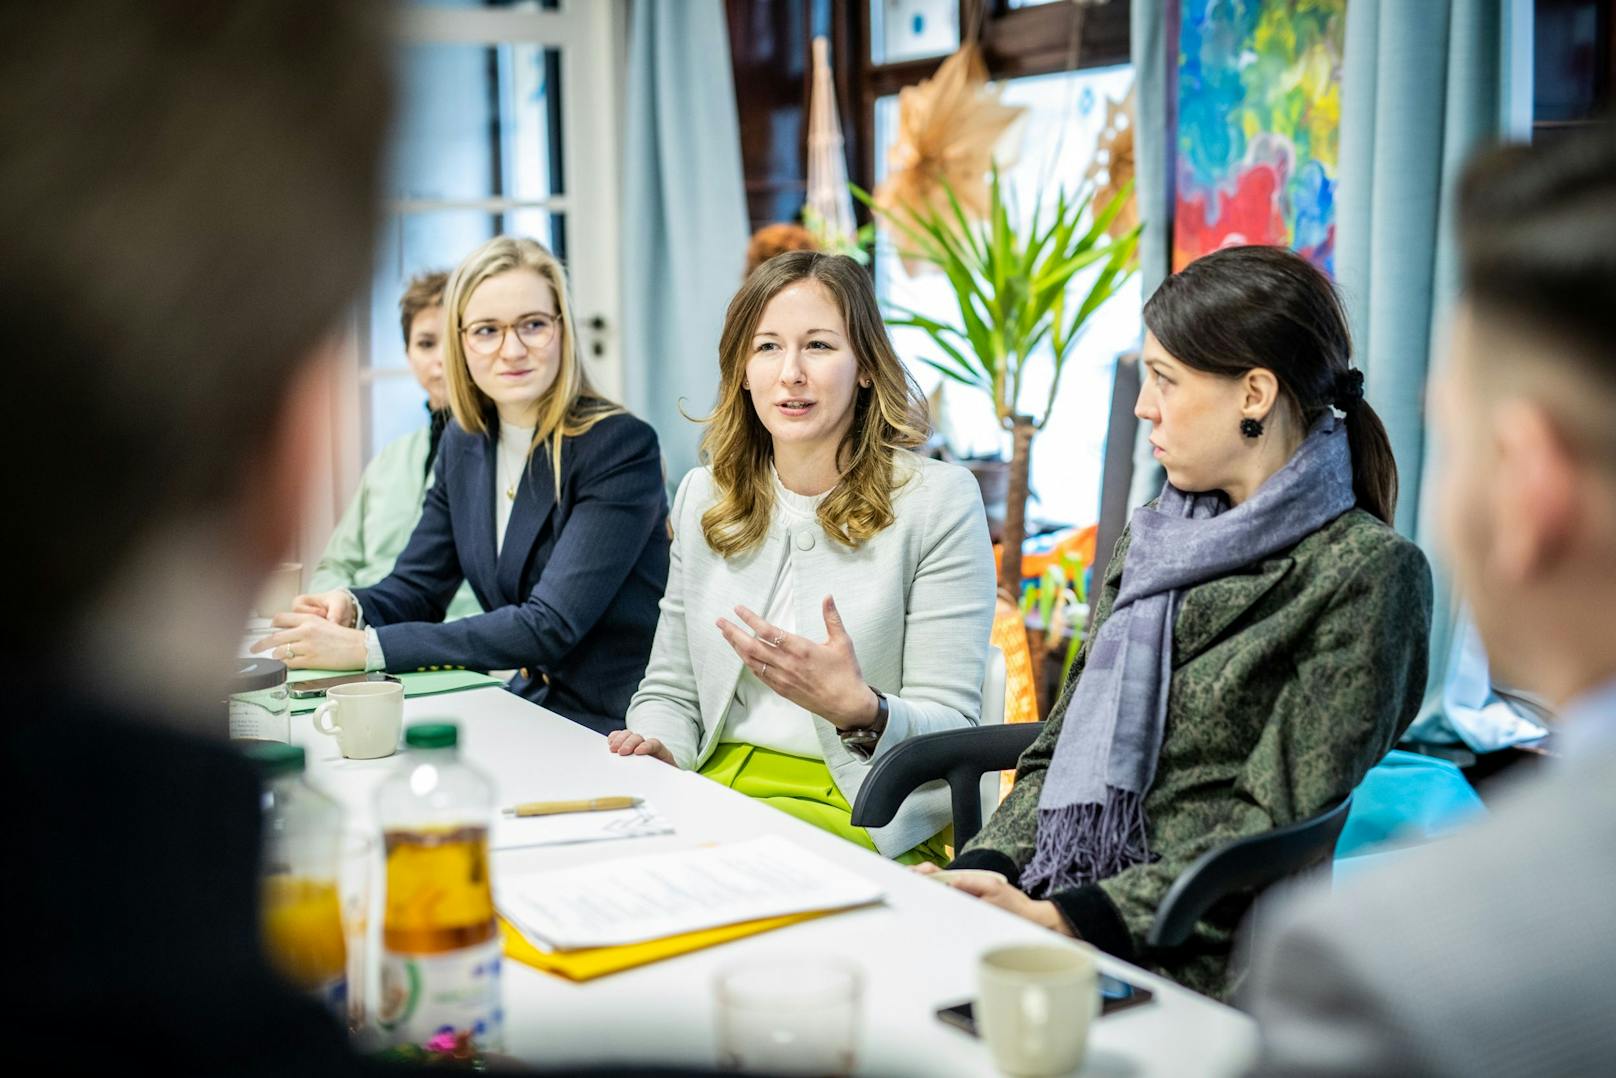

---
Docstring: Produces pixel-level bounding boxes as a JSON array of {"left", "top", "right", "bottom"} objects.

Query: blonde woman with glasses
[
  {"left": 610, "top": 252, "right": 996, "bottom": 863},
  {"left": 258, "top": 236, "right": 670, "bottom": 733}
]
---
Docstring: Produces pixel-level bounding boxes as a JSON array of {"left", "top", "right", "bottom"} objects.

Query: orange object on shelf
[{"left": 993, "top": 524, "right": 1098, "bottom": 584}]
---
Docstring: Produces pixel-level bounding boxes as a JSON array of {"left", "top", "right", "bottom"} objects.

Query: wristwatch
[{"left": 838, "top": 687, "right": 888, "bottom": 752}]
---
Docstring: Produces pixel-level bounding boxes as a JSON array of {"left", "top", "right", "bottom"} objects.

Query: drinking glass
[
  {"left": 714, "top": 956, "right": 863, "bottom": 1076},
  {"left": 339, "top": 831, "right": 380, "bottom": 1044}
]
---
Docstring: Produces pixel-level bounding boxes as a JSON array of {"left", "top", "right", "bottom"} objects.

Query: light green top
[{"left": 310, "top": 424, "right": 481, "bottom": 620}]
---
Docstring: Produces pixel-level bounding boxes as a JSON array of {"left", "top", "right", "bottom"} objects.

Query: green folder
[{"left": 286, "top": 667, "right": 505, "bottom": 714}]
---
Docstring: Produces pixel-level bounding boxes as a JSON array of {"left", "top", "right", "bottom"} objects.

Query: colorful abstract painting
[{"left": 1173, "top": 0, "right": 1346, "bottom": 274}]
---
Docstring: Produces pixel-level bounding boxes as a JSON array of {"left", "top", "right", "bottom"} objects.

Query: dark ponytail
[
  {"left": 1332, "top": 370, "right": 1398, "bottom": 525},
  {"left": 1142, "top": 245, "right": 1399, "bottom": 525}
]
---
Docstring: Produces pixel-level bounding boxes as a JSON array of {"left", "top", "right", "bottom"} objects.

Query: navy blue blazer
[{"left": 352, "top": 409, "right": 670, "bottom": 733}]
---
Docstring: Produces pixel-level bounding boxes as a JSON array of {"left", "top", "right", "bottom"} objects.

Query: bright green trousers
[{"left": 699, "top": 742, "right": 950, "bottom": 866}]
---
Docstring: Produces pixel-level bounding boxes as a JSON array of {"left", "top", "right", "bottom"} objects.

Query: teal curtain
[
  {"left": 620, "top": 0, "right": 749, "bottom": 487},
  {"left": 1130, "top": 0, "right": 1172, "bottom": 298},
  {"left": 1335, "top": 0, "right": 1529, "bottom": 747},
  {"left": 1125, "top": 0, "right": 1171, "bottom": 510}
]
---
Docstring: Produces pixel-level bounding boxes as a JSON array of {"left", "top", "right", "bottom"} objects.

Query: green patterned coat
[{"left": 952, "top": 507, "right": 1433, "bottom": 999}]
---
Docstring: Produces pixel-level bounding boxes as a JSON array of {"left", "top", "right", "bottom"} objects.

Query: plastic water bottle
[
  {"left": 374, "top": 722, "right": 502, "bottom": 1053},
  {"left": 249, "top": 742, "right": 348, "bottom": 1021}
]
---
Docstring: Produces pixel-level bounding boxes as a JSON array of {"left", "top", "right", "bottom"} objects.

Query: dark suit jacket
[
  {"left": 354, "top": 410, "right": 670, "bottom": 734},
  {"left": 7, "top": 679, "right": 372, "bottom": 1075}
]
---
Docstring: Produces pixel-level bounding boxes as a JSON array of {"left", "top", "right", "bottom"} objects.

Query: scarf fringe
[{"left": 1020, "top": 787, "right": 1151, "bottom": 897}]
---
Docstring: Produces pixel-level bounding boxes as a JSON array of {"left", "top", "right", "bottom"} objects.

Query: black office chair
[
  {"left": 849, "top": 722, "right": 1045, "bottom": 849},
  {"left": 853, "top": 721, "right": 1351, "bottom": 949},
  {"left": 1091, "top": 351, "right": 1141, "bottom": 633},
  {"left": 1146, "top": 795, "right": 1353, "bottom": 951}
]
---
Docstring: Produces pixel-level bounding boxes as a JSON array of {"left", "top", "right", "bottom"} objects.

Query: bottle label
[
  {"left": 378, "top": 938, "right": 503, "bottom": 1052},
  {"left": 229, "top": 688, "right": 289, "bottom": 741}
]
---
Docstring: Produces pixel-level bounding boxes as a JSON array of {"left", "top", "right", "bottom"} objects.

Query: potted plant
[{"left": 853, "top": 172, "right": 1140, "bottom": 592}]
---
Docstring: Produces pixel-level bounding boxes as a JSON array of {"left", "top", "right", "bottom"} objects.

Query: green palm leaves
[{"left": 854, "top": 171, "right": 1140, "bottom": 432}]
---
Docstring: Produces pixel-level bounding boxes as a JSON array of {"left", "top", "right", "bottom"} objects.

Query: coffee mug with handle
[
  {"left": 313, "top": 680, "right": 404, "bottom": 760},
  {"left": 977, "top": 942, "right": 1100, "bottom": 1077}
]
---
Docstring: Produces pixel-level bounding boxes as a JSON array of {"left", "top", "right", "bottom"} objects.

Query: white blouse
[{"left": 719, "top": 469, "right": 826, "bottom": 759}]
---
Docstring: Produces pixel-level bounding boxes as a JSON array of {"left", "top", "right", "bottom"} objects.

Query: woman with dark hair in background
[{"left": 933, "top": 245, "right": 1433, "bottom": 999}]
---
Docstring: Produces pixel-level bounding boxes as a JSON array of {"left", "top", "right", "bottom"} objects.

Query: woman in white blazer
[{"left": 609, "top": 252, "right": 997, "bottom": 863}]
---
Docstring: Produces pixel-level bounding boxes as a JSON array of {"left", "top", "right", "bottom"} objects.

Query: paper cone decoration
[
  {"left": 1084, "top": 86, "right": 1138, "bottom": 239},
  {"left": 805, "top": 36, "right": 858, "bottom": 252},
  {"left": 874, "top": 43, "right": 1024, "bottom": 269}
]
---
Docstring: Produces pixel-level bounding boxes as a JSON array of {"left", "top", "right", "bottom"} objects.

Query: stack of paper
[{"left": 497, "top": 835, "right": 885, "bottom": 953}]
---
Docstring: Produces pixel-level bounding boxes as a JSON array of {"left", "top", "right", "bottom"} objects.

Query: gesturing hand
[{"left": 716, "top": 595, "right": 879, "bottom": 731}]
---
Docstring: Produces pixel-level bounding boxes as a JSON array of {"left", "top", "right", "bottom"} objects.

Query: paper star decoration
[{"left": 874, "top": 44, "right": 1025, "bottom": 268}]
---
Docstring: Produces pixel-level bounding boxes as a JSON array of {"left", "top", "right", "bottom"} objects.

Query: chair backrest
[
  {"left": 1146, "top": 795, "right": 1353, "bottom": 952},
  {"left": 976, "top": 645, "right": 1007, "bottom": 821},
  {"left": 850, "top": 722, "right": 1045, "bottom": 849},
  {"left": 1091, "top": 351, "right": 1141, "bottom": 631}
]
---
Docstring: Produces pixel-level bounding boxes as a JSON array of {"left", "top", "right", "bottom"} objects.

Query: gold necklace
[
  {"left": 501, "top": 451, "right": 520, "bottom": 501},
  {"left": 500, "top": 425, "right": 533, "bottom": 502}
]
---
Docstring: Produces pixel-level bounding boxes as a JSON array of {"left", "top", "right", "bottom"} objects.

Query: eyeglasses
[{"left": 461, "top": 313, "right": 561, "bottom": 356}]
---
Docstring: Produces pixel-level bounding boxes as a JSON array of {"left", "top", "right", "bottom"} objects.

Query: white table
[{"left": 297, "top": 687, "right": 1257, "bottom": 1076}]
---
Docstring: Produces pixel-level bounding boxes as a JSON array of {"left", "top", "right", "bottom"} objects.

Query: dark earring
[{"left": 1240, "top": 417, "right": 1264, "bottom": 439}]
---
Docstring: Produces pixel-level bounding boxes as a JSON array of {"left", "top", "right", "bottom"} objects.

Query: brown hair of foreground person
[{"left": 0, "top": 0, "right": 392, "bottom": 657}]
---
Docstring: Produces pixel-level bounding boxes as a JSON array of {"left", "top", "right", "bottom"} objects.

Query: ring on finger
[
  {"left": 760, "top": 662, "right": 770, "bottom": 677},
  {"left": 769, "top": 635, "right": 784, "bottom": 647}
]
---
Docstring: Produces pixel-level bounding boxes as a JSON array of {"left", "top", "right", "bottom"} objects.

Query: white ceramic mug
[
  {"left": 977, "top": 943, "right": 1100, "bottom": 1077},
  {"left": 313, "top": 681, "right": 404, "bottom": 760}
]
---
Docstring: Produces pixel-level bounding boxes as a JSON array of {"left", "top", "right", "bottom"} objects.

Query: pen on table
[{"left": 502, "top": 796, "right": 643, "bottom": 818}]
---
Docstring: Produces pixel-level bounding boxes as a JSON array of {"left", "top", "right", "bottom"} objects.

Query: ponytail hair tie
[{"left": 1332, "top": 368, "right": 1366, "bottom": 410}]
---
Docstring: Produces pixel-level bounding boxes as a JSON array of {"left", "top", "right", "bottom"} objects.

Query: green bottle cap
[
  {"left": 245, "top": 742, "right": 306, "bottom": 778},
  {"left": 405, "top": 722, "right": 458, "bottom": 750}
]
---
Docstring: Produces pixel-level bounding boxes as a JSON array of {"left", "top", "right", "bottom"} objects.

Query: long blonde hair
[
  {"left": 443, "top": 235, "right": 619, "bottom": 494},
  {"left": 699, "top": 252, "right": 930, "bottom": 556}
]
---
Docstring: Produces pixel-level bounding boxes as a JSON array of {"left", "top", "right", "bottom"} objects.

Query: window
[
  {"left": 873, "top": 63, "right": 1139, "bottom": 527},
  {"left": 1533, "top": 0, "right": 1614, "bottom": 136},
  {"left": 854, "top": 0, "right": 1136, "bottom": 529},
  {"left": 870, "top": 0, "right": 960, "bottom": 64},
  {"left": 360, "top": 0, "right": 622, "bottom": 468},
  {"left": 368, "top": 40, "right": 566, "bottom": 458}
]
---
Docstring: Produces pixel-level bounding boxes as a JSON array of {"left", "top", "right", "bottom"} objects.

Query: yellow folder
[{"left": 499, "top": 908, "right": 841, "bottom": 982}]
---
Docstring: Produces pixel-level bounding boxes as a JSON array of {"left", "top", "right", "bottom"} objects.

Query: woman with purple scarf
[{"left": 933, "top": 246, "right": 1433, "bottom": 999}]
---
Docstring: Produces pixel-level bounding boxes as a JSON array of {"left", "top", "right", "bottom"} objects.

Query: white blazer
[{"left": 626, "top": 453, "right": 998, "bottom": 856}]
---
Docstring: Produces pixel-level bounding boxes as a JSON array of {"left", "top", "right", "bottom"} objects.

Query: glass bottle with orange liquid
[
  {"left": 249, "top": 743, "right": 348, "bottom": 1020},
  {"left": 374, "top": 722, "right": 502, "bottom": 1052}
]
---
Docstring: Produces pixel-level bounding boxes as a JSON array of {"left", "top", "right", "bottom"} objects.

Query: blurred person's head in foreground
[
  {"left": 1436, "top": 123, "right": 1616, "bottom": 707},
  {"left": 0, "top": 0, "right": 392, "bottom": 714},
  {"left": 744, "top": 222, "right": 819, "bottom": 277}
]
